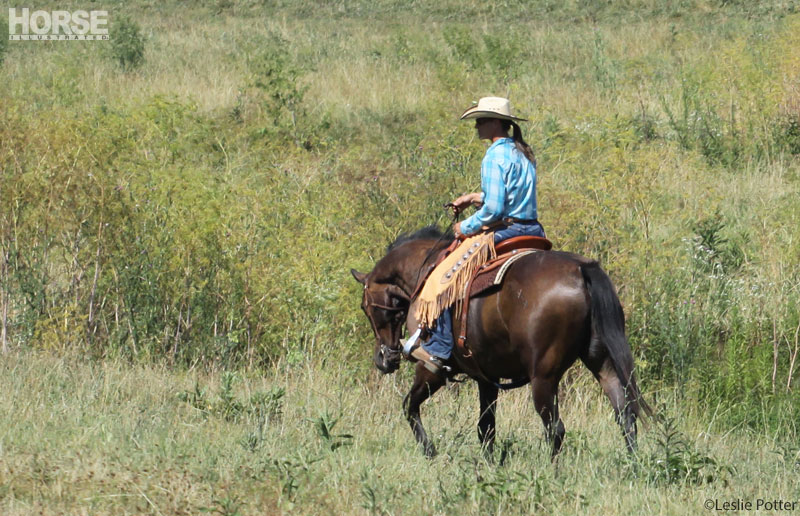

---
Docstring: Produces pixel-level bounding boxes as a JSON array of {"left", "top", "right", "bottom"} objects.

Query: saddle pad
[{"left": 469, "top": 250, "right": 539, "bottom": 298}]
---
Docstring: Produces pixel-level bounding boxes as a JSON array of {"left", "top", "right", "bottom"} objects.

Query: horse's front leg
[
  {"left": 477, "top": 380, "right": 498, "bottom": 460},
  {"left": 403, "top": 363, "right": 446, "bottom": 458}
]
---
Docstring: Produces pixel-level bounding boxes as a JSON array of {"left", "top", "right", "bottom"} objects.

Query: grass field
[
  {"left": 1, "top": 351, "right": 798, "bottom": 515},
  {"left": 1, "top": 0, "right": 800, "bottom": 513}
]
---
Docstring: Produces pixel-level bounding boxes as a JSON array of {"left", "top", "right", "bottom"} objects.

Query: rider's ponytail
[
  {"left": 500, "top": 120, "right": 536, "bottom": 167},
  {"left": 509, "top": 121, "right": 536, "bottom": 168}
]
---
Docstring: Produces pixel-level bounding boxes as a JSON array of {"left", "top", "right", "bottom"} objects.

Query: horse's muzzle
[{"left": 375, "top": 344, "right": 401, "bottom": 374}]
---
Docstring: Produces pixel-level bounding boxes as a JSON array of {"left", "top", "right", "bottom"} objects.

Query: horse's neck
[{"left": 394, "top": 239, "right": 445, "bottom": 295}]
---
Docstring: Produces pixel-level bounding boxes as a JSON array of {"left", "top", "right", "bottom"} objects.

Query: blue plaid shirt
[{"left": 460, "top": 137, "right": 538, "bottom": 236}]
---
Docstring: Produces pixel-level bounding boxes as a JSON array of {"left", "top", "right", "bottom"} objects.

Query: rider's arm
[
  {"left": 450, "top": 192, "right": 484, "bottom": 212},
  {"left": 459, "top": 156, "right": 506, "bottom": 236}
]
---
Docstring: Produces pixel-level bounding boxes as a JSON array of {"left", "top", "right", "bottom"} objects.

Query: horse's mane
[{"left": 387, "top": 225, "right": 453, "bottom": 252}]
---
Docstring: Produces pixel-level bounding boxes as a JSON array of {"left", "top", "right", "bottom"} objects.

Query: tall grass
[
  {"left": 2, "top": 0, "right": 799, "bottom": 392},
  {"left": 1, "top": 350, "right": 797, "bottom": 515}
]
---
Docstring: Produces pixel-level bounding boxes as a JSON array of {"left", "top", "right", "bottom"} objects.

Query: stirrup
[
  {"left": 401, "top": 328, "right": 423, "bottom": 357},
  {"left": 400, "top": 337, "right": 451, "bottom": 375}
]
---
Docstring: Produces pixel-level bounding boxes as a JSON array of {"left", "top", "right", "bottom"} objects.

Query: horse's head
[
  {"left": 351, "top": 227, "right": 452, "bottom": 374},
  {"left": 351, "top": 268, "right": 410, "bottom": 374}
]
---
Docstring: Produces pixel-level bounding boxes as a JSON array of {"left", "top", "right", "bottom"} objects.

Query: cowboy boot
[{"left": 400, "top": 328, "right": 450, "bottom": 374}]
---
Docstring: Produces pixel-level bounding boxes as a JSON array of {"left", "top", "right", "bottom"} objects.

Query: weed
[
  {"left": 774, "top": 113, "right": 800, "bottom": 154},
  {"left": 312, "top": 411, "right": 353, "bottom": 451},
  {"left": 661, "top": 77, "right": 744, "bottom": 167},
  {"left": 443, "top": 26, "right": 482, "bottom": 69},
  {"left": 643, "top": 416, "right": 734, "bottom": 485},
  {"left": 249, "top": 33, "right": 311, "bottom": 146},
  {"left": 772, "top": 442, "right": 800, "bottom": 469},
  {"left": 178, "top": 375, "right": 286, "bottom": 428},
  {"left": 242, "top": 415, "right": 265, "bottom": 451},
  {"left": 217, "top": 371, "right": 243, "bottom": 421},
  {"left": 249, "top": 386, "right": 286, "bottom": 423},
  {"left": 242, "top": 386, "right": 286, "bottom": 451},
  {"left": 483, "top": 32, "right": 520, "bottom": 79},
  {"left": 178, "top": 381, "right": 209, "bottom": 414},
  {"left": 498, "top": 437, "right": 517, "bottom": 466},
  {"left": 110, "top": 15, "right": 145, "bottom": 70},
  {"left": 0, "top": 13, "right": 7, "bottom": 66},
  {"left": 271, "top": 452, "right": 320, "bottom": 503},
  {"left": 438, "top": 458, "right": 554, "bottom": 514},
  {"left": 633, "top": 109, "right": 659, "bottom": 142},
  {"left": 200, "top": 494, "right": 245, "bottom": 516},
  {"left": 359, "top": 471, "right": 388, "bottom": 516},
  {"left": 591, "top": 31, "right": 618, "bottom": 95},
  {"left": 692, "top": 212, "right": 744, "bottom": 274}
]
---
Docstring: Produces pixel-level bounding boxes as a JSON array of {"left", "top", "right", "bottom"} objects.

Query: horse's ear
[{"left": 350, "top": 269, "right": 368, "bottom": 285}]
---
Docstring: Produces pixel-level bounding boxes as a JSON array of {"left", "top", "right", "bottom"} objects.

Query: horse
[{"left": 351, "top": 226, "right": 651, "bottom": 459}]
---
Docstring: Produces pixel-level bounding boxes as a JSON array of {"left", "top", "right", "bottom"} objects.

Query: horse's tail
[{"left": 580, "top": 262, "right": 653, "bottom": 420}]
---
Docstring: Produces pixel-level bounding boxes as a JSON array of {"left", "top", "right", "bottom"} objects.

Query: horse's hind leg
[
  {"left": 584, "top": 356, "right": 637, "bottom": 453},
  {"left": 403, "top": 363, "right": 446, "bottom": 458},
  {"left": 531, "top": 377, "right": 565, "bottom": 460},
  {"left": 477, "top": 380, "right": 498, "bottom": 459}
]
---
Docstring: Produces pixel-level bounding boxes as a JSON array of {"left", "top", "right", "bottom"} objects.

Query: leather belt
[
  {"left": 503, "top": 217, "right": 539, "bottom": 225},
  {"left": 482, "top": 218, "right": 539, "bottom": 231}
]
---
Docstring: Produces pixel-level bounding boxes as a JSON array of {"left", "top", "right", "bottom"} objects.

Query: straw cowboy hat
[{"left": 459, "top": 96, "right": 527, "bottom": 122}]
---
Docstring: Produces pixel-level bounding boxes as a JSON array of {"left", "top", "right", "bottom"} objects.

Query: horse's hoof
[{"left": 424, "top": 445, "right": 437, "bottom": 459}]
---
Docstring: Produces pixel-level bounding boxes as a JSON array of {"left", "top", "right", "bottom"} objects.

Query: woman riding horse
[
  {"left": 351, "top": 97, "right": 650, "bottom": 459},
  {"left": 409, "top": 97, "right": 545, "bottom": 373}
]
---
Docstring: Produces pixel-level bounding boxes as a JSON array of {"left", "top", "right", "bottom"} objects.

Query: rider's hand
[
  {"left": 449, "top": 193, "right": 482, "bottom": 216},
  {"left": 453, "top": 222, "right": 465, "bottom": 240}
]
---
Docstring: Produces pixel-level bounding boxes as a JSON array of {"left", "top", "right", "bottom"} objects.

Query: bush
[
  {"left": 248, "top": 33, "right": 312, "bottom": 147},
  {"left": 110, "top": 15, "right": 145, "bottom": 70},
  {"left": 0, "top": 14, "right": 7, "bottom": 66},
  {"left": 662, "top": 78, "right": 743, "bottom": 168},
  {"left": 641, "top": 416, "right": 734, "bottom": 486},
  {"left": 774, "top": 113, "right": 800, "bottom": 155}
]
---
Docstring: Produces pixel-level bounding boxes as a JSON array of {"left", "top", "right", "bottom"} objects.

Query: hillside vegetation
[{"left": 1, "top": 0, "right": 799, "bottom": 513}]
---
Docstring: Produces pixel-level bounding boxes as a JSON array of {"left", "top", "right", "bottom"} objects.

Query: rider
[{"left": 412, "top": 96, "right": 545, "bottom": 371}]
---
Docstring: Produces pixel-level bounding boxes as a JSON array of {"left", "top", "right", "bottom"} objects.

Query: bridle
[
  {"left": 362, "top": 283, "right": 407, "bottom": 313},
  {"left": 362, "top": 282, "right": 408, "bottom": 360},
  {"left": 361, "top": 208, "right": 460, "bottom": 361}
]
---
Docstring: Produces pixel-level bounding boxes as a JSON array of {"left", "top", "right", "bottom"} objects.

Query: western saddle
[{"left": 410, "top": 234, "right": 552, "bottom": 362}]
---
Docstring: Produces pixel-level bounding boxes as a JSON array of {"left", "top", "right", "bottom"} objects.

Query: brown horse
[{"left": 351, "top": 226, "right": 651, "bottom": 459}]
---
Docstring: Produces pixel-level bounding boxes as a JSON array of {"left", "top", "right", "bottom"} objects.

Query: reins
[
  {"left": 362, "top": 206, "right": 460, "bottom": 345},
  {"left": 409, "top": 204, "right": 461, "bottom": 302}
]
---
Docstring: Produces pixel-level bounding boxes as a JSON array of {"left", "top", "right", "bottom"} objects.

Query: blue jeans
[
  {"left": 492, "top": 221, "right": 546, "bottom": 243},
  {"left": 423, "top": 222, "right": 546, "bottom": 360}
]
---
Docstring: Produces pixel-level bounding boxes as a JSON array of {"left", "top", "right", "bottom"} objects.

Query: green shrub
[
  {"left": 110, "top": 15, "right": 145, "bottom": 70},
  {"left": 662, "top": 78, "right": 742, "bottom": 167},
  {"left": 0, "top": 14, "right": 7, "bottom": 66},
  {"left": 443, "top": 26, "right": 482, "bottom": 69},
  {"left": 691, "top": 212, "right": 744, "bottom": 274},
  {"left": 248, "top": 33, "right": 312, "bottom": 147},
  {"left": 591, "top": 31, "right": 618, "bottom": 95},
  {"left": 774, "top": 113, "right": 800, "bottom": 155},
  {"left": 642, "top": 416, "right": 734, "bottom": 485}
]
